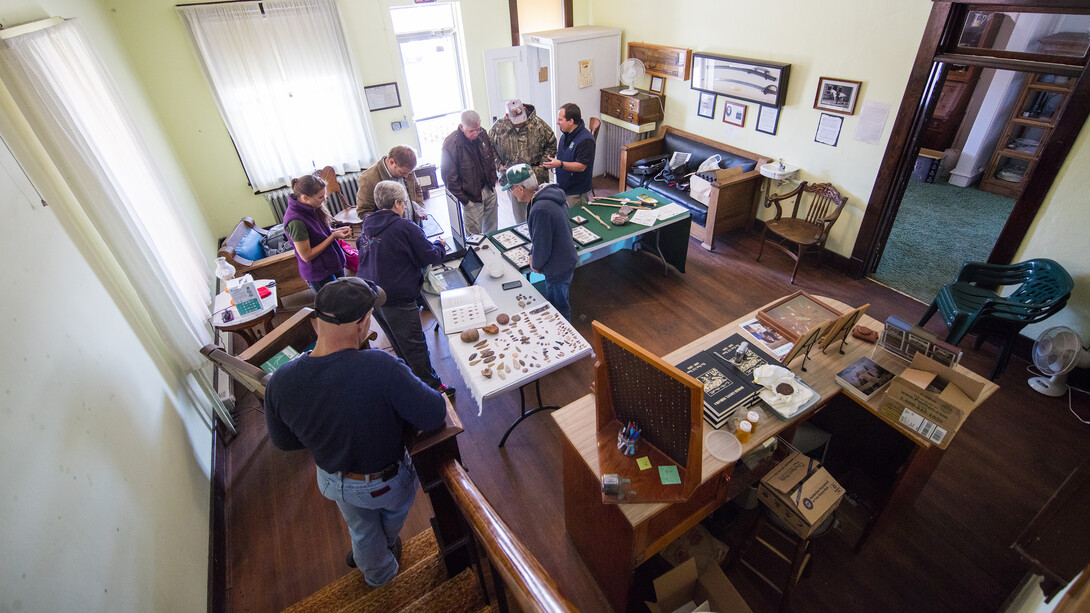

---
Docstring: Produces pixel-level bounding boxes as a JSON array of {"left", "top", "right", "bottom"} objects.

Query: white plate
[{"left": 704, "top": 430, "right": 743, "bottom": 463}]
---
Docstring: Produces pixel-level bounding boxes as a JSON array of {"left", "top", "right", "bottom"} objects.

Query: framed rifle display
[{"left": 691, "top": 52, "right": 790, "bottom": 108}]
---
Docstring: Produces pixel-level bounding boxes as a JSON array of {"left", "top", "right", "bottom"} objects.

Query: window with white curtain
[
  {"left": 179, "top": 0, "right": 375, "bottom": 192},
  {"left": 0, "top": 18, "right": 212, "bottom": 375}
]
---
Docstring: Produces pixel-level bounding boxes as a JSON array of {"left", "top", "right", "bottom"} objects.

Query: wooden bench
[{"left": 218, "top": 217, "right": 308, "bottom": 298}]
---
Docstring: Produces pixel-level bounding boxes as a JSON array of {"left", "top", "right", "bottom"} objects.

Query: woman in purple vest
[{"left": 282, "top": 174, "right": 352, "bottom": 292}]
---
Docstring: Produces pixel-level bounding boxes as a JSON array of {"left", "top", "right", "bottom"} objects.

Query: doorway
[
  {"left": 851, "top": 4, "right": 1090, "bottom": 286},
  {"left": 389, "top": 3, "right": 471, "bottom": 170}
]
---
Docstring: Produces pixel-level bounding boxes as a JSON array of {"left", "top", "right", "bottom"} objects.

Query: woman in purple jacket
[{"left": 282, "top": 174, "right": 352, "bottom": 292}]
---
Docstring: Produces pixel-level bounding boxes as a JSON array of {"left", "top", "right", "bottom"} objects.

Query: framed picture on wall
[
  {"left": 649, "top": 75, "right": 665, "bottom": 94},
  {"left": 756, "top": 105, "right": 780, "bottom": 135},
  {"left": 697, "top": 91, "right": 716, "bottom": 119},
  {"left": 814, "top": 77, "right": 862, "bottom": 115},
  {"left": 723, "top": 100, "right": 747, "bottom": 127}
]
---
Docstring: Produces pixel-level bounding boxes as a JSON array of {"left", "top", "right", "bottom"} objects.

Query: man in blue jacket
[
  {"left": 504, "top": 164, "right": 577, "bottom": 320},
  {"left": 265, "top": 278, "right": 446, "bottom": 587},
  {"left": 543, "top": 102, "right": 596, "bottom": 208},
  {"left": 357, "top": 180, "right": 454, "bottom": 399}
]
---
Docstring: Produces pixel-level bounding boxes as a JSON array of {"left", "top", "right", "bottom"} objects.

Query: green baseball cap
[{"left": 502, "top": 163, "right": 533, "bottom": 191}]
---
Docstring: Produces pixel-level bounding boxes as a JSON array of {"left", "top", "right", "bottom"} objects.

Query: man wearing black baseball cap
[{"left": 265, "top": 278, "right": 446, "bottom": 587}]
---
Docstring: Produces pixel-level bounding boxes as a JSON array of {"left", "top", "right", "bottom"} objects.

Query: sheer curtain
[
  {"left": 179, "top": 0, "right": 375, "bottom": 191},
  {"left": 0, "top": 19, "right": 212, "bottom": 375}
]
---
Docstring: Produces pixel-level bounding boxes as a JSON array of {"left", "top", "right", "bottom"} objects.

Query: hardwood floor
[{"left": 223, "top": 184, "right": 1090, "bottom": 612}]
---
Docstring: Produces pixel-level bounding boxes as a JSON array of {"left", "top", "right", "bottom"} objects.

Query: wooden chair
[
  {"left": 588, "top": 116, "right": 601, "bottom": 140},
  {"left": 219, "top": 217, "right": 309, "bottom": 298},
  {"left": 732, "top": 507, "right": 834, "bottom": 613},
  {"left": 757, "top": 182, "right": 847, "bottom": 284},
  {"left": 204, "top": 307, "right": 378, "bottom": 400}
]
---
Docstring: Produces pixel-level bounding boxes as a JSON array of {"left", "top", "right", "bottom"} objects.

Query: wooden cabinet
[
  {"left": 600, "top": 86, "right": 664, "bottom": 125},
  {"left": 979, "top": 72, "right": 1075, "bottom": 199},
  {"left": 979, "top": 31, "right": 1086, "bottom": 199}
]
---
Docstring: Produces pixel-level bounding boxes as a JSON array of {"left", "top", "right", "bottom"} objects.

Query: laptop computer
[{"left": 428, "top": 246, "right": 484, "bottom": 292}]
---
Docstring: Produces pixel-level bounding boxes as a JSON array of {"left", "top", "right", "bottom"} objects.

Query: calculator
[{"left": 227, "top": 277, "right": 264, "bottom": 316}]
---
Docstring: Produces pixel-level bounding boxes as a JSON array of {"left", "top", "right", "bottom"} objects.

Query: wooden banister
[{"left": 439, "top": 458, "right": 577, "bottom": 613}]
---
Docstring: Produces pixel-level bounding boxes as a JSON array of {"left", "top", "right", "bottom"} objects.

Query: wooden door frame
[
  {"left": 507, "top": 0, "right": 574, "bottom": 45},
  {"left": 849, "top": 0, "right": 1090, "bottom": 278}
]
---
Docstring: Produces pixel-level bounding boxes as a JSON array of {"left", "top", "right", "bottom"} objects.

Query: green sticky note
[
  {"left": 637, "top": 457, "right": 652, "bottom": 470},
  {"left": 658, "top": 465, "right": 681, "bottom": 485}
]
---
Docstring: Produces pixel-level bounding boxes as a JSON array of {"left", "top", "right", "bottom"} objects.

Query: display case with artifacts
[{"left": 756, "top": 291, "right": 841, "bottom": 342}]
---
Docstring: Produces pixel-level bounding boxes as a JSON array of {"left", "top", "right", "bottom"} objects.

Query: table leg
[{"left": 498, "top": 379, "right": 561, "bottom": 447}]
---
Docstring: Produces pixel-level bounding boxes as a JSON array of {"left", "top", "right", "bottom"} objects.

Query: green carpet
[{"left": 870, "top": 180, "right": 1015, "bottom": 303}]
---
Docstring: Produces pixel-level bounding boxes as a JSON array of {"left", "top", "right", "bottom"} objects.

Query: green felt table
[{"left": 487, "top": 187, "right": 691, "bottom": 275}]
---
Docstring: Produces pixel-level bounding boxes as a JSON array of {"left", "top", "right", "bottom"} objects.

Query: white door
[{"left": 483, "top": 46, "right": 531, "bottom": 126}]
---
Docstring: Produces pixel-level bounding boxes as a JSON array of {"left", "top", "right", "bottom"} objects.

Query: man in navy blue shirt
[
  {"left": 543, "top": 102, "right": 596, "bottom": 208},
  {"left": 265, "top": 278, "right": 446, "bottom": 587}
]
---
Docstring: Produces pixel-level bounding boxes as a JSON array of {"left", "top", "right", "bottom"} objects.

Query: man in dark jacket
[
  {"left": 504, "top": 163, "right": 577, "bottom": 320},
  {"left": 265, "top": 277, "right": 446, "bottom": 587},
  {"left": 356, "top": 180, "right": 454, "bottom": 398},
  {"left": 543, "top": 102, "right": 596, "bottom": 208},
  {"left": 441, "top": 109, "right": 498, "bottom": 236}
]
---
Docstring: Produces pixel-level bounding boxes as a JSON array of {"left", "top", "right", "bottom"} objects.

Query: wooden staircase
[{"left": 282, "top": 529, "right": 495, "bottom": 613}]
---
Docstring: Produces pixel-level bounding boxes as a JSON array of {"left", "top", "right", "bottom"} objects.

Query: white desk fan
[
  {"left": 618, "top": 58, "right": 645, "bottom": 95},
  {"left": 1028, "top": 326, "right": 1090, "bottom": 397}
]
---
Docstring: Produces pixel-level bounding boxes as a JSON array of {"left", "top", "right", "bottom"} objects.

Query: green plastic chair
[{"left": 918, "top": 258, "right": 1073, "bottom": 380}]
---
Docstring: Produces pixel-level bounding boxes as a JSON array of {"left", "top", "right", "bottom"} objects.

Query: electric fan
[
  {"left": 618, "top": 58, "right": 646, "bottom": 95},
  {"left": 1028, "top": 326, "right": 1090, "bottom": 397}
]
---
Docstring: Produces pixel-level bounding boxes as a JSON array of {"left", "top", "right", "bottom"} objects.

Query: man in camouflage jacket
[{"left": 488, "top": 99, "right": 558, "bottom": 223}]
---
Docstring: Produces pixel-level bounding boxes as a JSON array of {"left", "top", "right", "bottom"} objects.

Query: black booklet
[
  {"left": 676, "top": 352, "right": 754, "bottom": 427},
  {"left": 835, "top": 356, "right": 896, "bottom": 400},
  {"left": 676, "top": 333, "right": 780, "bottom": 428}
]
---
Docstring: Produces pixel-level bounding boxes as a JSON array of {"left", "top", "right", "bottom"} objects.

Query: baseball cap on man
[
  {"left": 502, "top": 163, "right": 533, "bottom": 191},
  {"left": 314, "top": 278, "right": 386, "bottom": 324},
  {"left": 506, "top": 99, "right": 527, "bottom": 125}
]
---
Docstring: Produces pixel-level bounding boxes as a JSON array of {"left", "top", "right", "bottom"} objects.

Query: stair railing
[{"left": 410, "top": 401, "right": 576, "bottom": 613}]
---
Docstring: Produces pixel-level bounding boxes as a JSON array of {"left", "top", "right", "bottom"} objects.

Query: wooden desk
[{"left": 552, "top": 296, "right": 999, "bottom": 612}]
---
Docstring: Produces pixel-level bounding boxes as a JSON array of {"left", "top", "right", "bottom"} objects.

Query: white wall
[
  {"left": 0, "top": 138, "right": 210, "bottom": 612},
  {"left": 0, "top": 1, "right": 212, "bottom": 609}
]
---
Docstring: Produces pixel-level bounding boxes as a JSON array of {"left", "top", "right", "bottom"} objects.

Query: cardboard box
[
  {"left": 876, "top": 353, "right": 986, "bottom": 449},
  {"left": 690, "top": 167, "right": 743, "bottom": 205},
  {"left": 757, "top": 451, "right": 844, "bottom": 538},
  {"left": 646, "top": 558, "right": 752, "bottom": 613}
]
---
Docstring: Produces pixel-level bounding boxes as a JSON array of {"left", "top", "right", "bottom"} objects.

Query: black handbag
[{"left": 630, "top": 154, "right": 669, "bottom": 177}]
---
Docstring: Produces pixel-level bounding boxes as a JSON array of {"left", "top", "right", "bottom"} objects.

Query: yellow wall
[
  {"left": 580, "top": 0, "right": 932, "bottom": 258},
  {"left": 101, "top": 0, "right": 512, "bottom": 236},
  {"left": 576, "top": 0, "right": 1089, "bottom": 337},
  {"left": 1018, "top": 125, "right": 1090, "bottom": 340}
]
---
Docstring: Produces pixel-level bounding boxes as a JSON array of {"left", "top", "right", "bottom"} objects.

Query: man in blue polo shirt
[{"left": 543, "top": 102, "right": 596, "bottom": 208}]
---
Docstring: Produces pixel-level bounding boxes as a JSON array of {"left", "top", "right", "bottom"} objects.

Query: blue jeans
[
  {"left": 373, "top": 301, "right": 442, "bottom": 389},
  {"left": 544, "top": 271, "right": 573, "bottom": 321},
  {"left": 307, "top": 273, "right": 341, "bottom": 293},
  {"left": 316, "top": 455, "right": 417, "bottom": 587}
]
